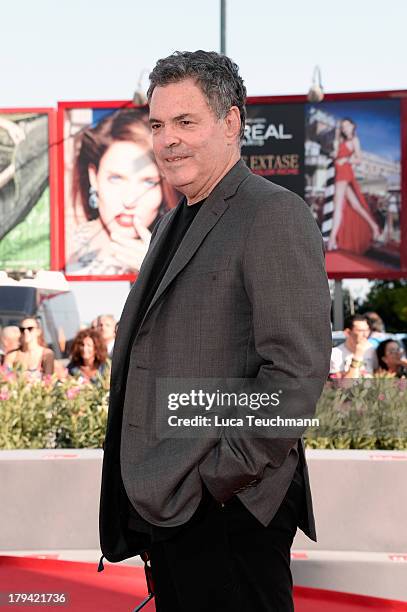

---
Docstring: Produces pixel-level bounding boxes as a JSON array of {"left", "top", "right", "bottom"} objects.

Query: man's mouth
[
  {"left": 165, "top": 155, "right": 189, "bottom": 163},
  {"left": 115, "top": 214, "right": 134, "bottom": 228}
]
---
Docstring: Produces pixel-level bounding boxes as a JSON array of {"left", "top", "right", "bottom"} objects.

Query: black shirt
[
  {"left": 133, "top": 197, "right": 204, "bottom": 330},
  {"left": 126, "top": 197, "right": 205, "bottom": 541}
]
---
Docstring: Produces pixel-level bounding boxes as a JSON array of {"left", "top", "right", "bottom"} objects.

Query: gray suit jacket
[{"left": 99, "top": 159, "right": 332, "bottom": 563}]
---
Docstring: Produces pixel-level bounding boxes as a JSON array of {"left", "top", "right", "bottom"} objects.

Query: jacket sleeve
[{"left": 198, "top": 191, "right": 332, "bottom": 501}]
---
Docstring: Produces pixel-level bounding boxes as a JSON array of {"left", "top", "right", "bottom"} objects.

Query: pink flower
[
  {"left": 0, "top": 367, "right": 16, "bottom": 382},
  {"left": 67, "top": 386, "right": 81, "bottom": 400},
  {"left": 378, "top": 393, "right": 385, "bottom": 401},
  {"left": 397, "top": 379, "right": 407, "bottom": 392},
  {"left": 0, "top": 388, "right": 10, "bottom": 401}
]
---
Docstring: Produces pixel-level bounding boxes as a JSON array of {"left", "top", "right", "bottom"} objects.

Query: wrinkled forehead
[{"left": 149, "top": 78, "right": 212, "bottom": 120}]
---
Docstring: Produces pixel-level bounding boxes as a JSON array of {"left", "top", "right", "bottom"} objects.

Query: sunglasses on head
[{"left": 19, "top": 326, "right": 37, "bottom": 333}]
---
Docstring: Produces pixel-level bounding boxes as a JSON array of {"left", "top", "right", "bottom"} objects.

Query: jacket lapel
[
  {"left": 110, "top": 206, "right": 180, "bottom": 385},
  {"left": 141, "top": 159, "right": 252, "bottom": 322},
  {"left": 111, "top": 159, "right": 251, "bottom": 387},
  {"left": 141, "top": 195, "right": 227, "bottom": 321}
]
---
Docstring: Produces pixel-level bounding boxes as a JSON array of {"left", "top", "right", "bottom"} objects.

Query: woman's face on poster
[
  {"left": 88, "top": 140, "right": 162, "bottom": 239},
  {"left": 341, "top": 120, "right": 355, "bottom": 139}
]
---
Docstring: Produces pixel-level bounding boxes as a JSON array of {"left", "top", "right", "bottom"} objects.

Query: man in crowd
[
  {"left": 96, "top": 314, "right": 116, "bottom": 357},
  {"left": 330, "top": 314, "right": 378, "bottom": 378},
  {"left": 365, "top": 311, "right": 387, "bottom": 349},
  {"left": 99, "top": 50, "right": 331, "bottom": 611},
  {"left": 0, "top": 325, "right": 20, "bottom": 365}
]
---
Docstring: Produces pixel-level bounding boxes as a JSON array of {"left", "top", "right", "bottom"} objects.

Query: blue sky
[
  {"left": 1, "top": 0, "right": 406, "bottom": 321},
  {"left": 308, "top": 99, "right": 401, "bottom": 161},
  {"left": 2, "top": 0, "right": 406, "bottom": 106}
]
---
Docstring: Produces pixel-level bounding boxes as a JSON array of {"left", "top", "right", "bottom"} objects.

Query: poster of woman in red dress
[
  {"left": 327, "top": 118, "right": 380, "bottom": 253},
  {"left": 305, "top": 99, "right": 401, "bottom": 275}
]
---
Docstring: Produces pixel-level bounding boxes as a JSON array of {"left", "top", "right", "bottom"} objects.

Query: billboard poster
[
  {"left": 242, "top": 103, "right": 305, "bottom": 197},
  {"left": 304, "top": 99, "right": 402, "bottom": 275},
  {"left": 0, "top": 111, "right": 53, "bottom": 271},
  {"left": 242, "top": 104, "right": 305, "bottom": 197},
  {"left": 59, "top": 103, "right": 179, "bottom": 280},
  {"left": 56, "top": 93, "right": 405, "bottom": 281}
]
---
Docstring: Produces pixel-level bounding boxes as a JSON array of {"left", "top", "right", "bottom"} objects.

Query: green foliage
[
  {"left": 0, "top": 367, "right": 108, "bottom": 449},
  {"left": 305, "top": 378, "right": 407, "bottom": 450},
  {"left": 0, "top": 368, "right": 406, "bottom": 451},
  {"left": 0, "top": 187, "right": 50, "bottom": 270},
  {"left": 359, "top": 280, "right": 407, "bottom": 332}
]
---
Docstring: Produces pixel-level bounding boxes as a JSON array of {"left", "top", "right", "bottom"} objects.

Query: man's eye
[
  {"left": 151, "top": 123, "right": 161, "bottom": 131},
  {"left": 108, "top": 174, "right": 123, "bottom": 182},
  {"left": 180, "top": 120, "right": 192, "bottom": 125}
]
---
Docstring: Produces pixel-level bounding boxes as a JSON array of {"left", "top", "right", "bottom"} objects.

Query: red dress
[{"left": 334, "top": 141, "right": 374, "bottom": 254}]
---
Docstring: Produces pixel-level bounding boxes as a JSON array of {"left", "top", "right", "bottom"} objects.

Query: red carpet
[
  {"left": 0, "top": 556, "right": 406, "bottom": 611},
  {"left": 325, "top": 250, "right": 395, "bottom": 275}
]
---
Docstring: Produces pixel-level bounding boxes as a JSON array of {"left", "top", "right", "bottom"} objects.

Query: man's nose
[{"left": 160, "top": 125, "right": 181, "bottom": 149}]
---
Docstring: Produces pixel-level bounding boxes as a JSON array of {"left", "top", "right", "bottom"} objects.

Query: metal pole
[
  {"left": 220, "top": 0, "right": 226, "bottom": 54},
  {"left": 333, "top": 280, "right": 344, "bottom": 330}
]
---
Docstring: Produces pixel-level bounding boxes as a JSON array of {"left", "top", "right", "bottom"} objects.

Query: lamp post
[
  {"left": 220, "top": 0, "right": 226, "bottom": 54},
  {"left": 308, "top": 66, "right": 324, "bottom": 103}
]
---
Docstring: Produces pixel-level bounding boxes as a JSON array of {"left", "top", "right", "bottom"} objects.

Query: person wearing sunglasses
[
  {"left": 4, "top": 318, "right": 54, "bottom": 377},
  {"left": 375, "top": 339, "right": 407, "bottom": 378}
]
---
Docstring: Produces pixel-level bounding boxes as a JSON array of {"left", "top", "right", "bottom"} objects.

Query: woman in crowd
[
  {"left": 375, "top": 339, "right": 407, "bottom": 378},
  {"left": 4, "top": 318, "right": 54, "bottom": 376},
  {"left": 66, "top": 107, "right": 178, "bottom": 275},
  {"left": 327, "top": 118, "right": 380, "bottom": 253},
  {"left": 67, "top": 328, "right": 109, "bottom": 384}
]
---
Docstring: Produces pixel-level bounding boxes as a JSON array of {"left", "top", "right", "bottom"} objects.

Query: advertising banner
[
  {"left": 305, "top": 99, "right": 402, "bottom": 276},
  {"left": 243, "top": 95, "right": 405, "bottom": 278},
  {"left": 56, "top": 92, "right": 406, "bottom": 280},
  {"left": 59, "top": 103, "right": 179, "bottom": 281},
  {"left": 0, "top": 110, "right": 55, "bottom": 271},
  {"left": 242, "top": 103, "right": 305, "bottom": 197}
]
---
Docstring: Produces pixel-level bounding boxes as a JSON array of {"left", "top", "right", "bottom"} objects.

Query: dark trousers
[{"left": 149, "top": 471, "right": 304, "bottom": 612}]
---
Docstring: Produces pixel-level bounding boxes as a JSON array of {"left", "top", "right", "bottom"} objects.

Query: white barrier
[{"left": 1, "top": 448, "right": 406, "bottom": 600}]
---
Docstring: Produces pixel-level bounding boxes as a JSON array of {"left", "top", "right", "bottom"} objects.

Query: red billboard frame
[
  {"left": 56, "top": 91, "right": 407, "bottom": 281},
  {"left": 0, "top": 107, "right": 58, "bottom": 270}
]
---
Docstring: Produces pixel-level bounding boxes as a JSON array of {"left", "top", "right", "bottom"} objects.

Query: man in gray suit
[{"left": 99, "top": 50, "right": 331, "bottom": 611}]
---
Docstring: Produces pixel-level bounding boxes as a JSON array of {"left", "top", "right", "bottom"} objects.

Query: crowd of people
[
  {"left": 1, "top": 309, "right": 406, "bottom": 382},
  {"left": 0, "top": 314, "right": 117, "bottom": 384},
  {"left": 330, "top": 312, "right": 407, "bottom": 379}
]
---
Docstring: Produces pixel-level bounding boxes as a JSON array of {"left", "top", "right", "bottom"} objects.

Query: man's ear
[
  {"left": 224, "top": 106, "right": 241, "bottom": 143},
  {"left": 88, "top": 165, "right": 98, "bottom": 191}
]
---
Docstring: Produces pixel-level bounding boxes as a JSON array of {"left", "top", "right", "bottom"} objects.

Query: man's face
[
  {"left": 97, "top": 316, "right": 115, "bottom": 341},
  {"left": 149, "top": 78, "right": 237, "bottom": 200},
  {"left": 347, "top": 320, "right": 370, "bottom": 344}
]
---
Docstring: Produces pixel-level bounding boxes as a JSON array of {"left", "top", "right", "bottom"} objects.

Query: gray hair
[{"left": 147, "top": 50, "right": 247, "bottom": 140}]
